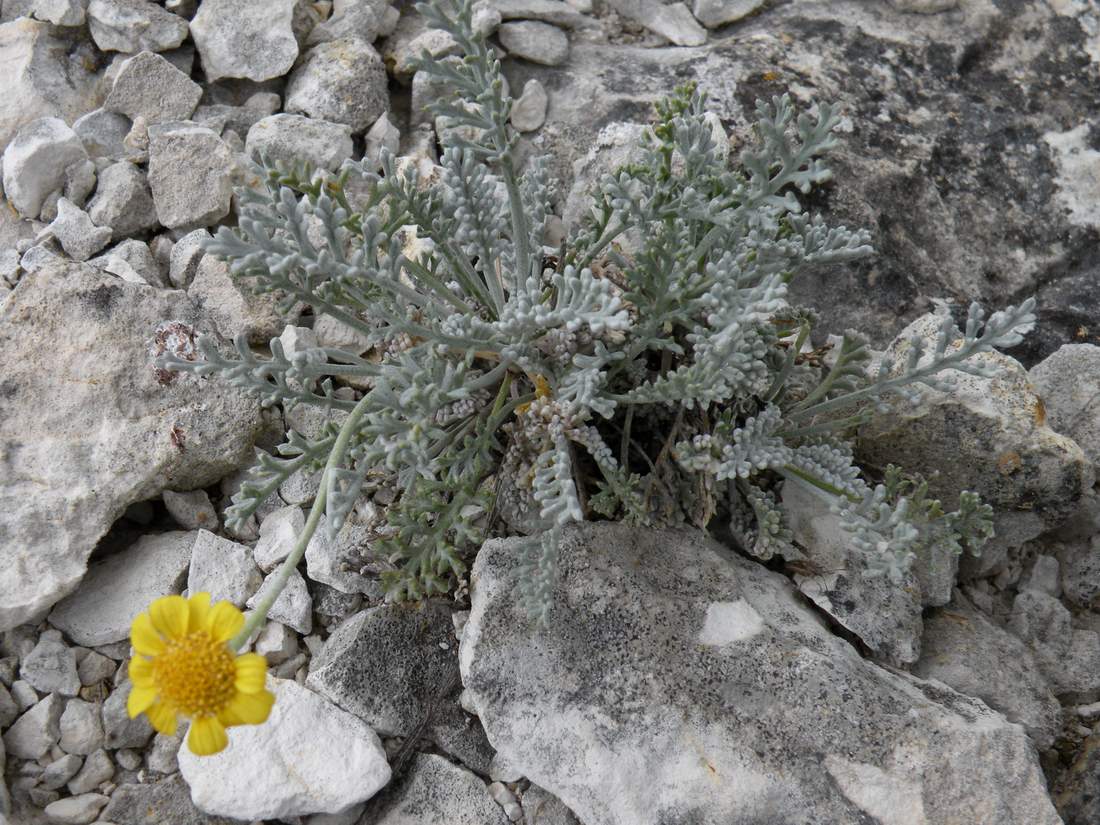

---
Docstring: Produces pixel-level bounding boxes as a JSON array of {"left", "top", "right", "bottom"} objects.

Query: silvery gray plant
[{"left": 162, "top": 0, "right": 1034, "bottom": 622}]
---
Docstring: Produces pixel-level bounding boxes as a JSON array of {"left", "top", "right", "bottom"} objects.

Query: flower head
[{"left": 127, "top": 593, "right": 274, "bottom": 756}]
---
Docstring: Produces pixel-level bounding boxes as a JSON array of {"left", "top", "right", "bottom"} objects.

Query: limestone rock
[
  {"left": 43, "top": 198, "right": 112, "bottom": 261},
  {"left": 511, "top": 79, "right": 548, "bottom": 132},
  {"left": 245, "top": 114, "right": 354, "bottom": 172},
  {"left": 73, "top": 109, "right": 133, "bottom": 163},
  {"left": 783, "top": 479, "right": 925, "bottom": 665},
  {"left": 304, "top": 515, "right": 380, "bottom": 595},
  {"left": 1, "top": 116, "right": 90, "bottom": 220},
  {"left": 187, "top": 530, "right": 262, "bottom": 608},
  {"left": 486, "top": 0, "right": 586, "bottom": 27},
  {"left": 59, "top": 698, "right": 106, "bottom": 756},
  {"left": 858, "top": 311, "right": 1094, "bottom": 577},
  {"left": 498, "top": 20, "right": 569, "bottom": 65},
  {"left": 148, "top": 125, "right": 233, "bottom": 229},
  {"left": 1008, "top": 587, "right": 1100, "bottom": 699},
  {"left": 85, "top": 162, "right": 157, "bottom": 240},
  {"left": 66, "top": 748, "right": 114, "bottom": 795},
  {"left": 1030, "top": 343, "right": 1100, "bottom": 474},
  {"left": 177, "top": 678, "right": 391, "bottom": 819},
  {"left": 913, "top": 597, "right": 1061, "bottom": 750},
  {"left": 103, "top": 51, "right": 202, "bottom": 126},
  {"left": 167, "top": 229, "right": 208, "bottom": 290},
  {"left": 101, "top": 680, "right": 154, "bottom": 749},
  {"left": 460, "top": 523, "right": 1062, "bottom": 825},
  {"left": 603, "top": 0, "right": 705, "bottom": 45},
  {"left": 190, "top": 0, "right": 305, "bottom": 83},
  {"left": 254, "top": 505, "right": 305, "bottom": 572},
  {"left": 306, "top": 0, "right": 396, "bottom": 45},
  {"left": 887, "top": 0, "right": 957, "bottom": 11},
  {"left": 0, "top": 259, "right": 264, "bottom": 630},
  {"left": 2, "top": 693, "right": 63, "bottom": 759},
  {"left": 87, "top": 0, "right": 189, "bottom": 53},
  {"left": 101, "top": 774, "right": 239, "bottom": 824},
  {"left": 49, "top": 532, "right": 194, "bottom": 646},
  {"left": 43, "top": 793, "right": 109, "bottom": 825},
  {"left": 0, "top": 19, "right": 98, "bottom": 151},
  {"left": 162, "top": 488, "right": 219, "bottom": 531},
  {"left": 187, "top": 254, "right": 294, "bottom": 343},
  {"left": 246, "top": 568, "right": 312, "bottom": 635},
  {"left": 363, "top": 754, "right": 509, "bottom": 824},
  {"left": 285, "top": 38, "right": 389, "bottom": 132},
  {"left": 32, "top": 0, "right": 85, "bottom": 25},
  {"left": 691, "top": 0, "right": 763, "bottom": 28},
  {"left": 21, "top": 633, "right": 81, "bottom": 697}
]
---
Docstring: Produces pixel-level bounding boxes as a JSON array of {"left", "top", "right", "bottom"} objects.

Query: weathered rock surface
[
  {"left": 0, "top": 262, "right": 264, "bottom": 630},
  {"left": 87, "top": 0, "right": 189, "bottom": 53},
  {"left": 189, "top": 0, "right": 305, "bottom": 83},
  {"left": 2, "top": 117, "right": 91, "bottom": 220},
  {"left": 783, "top": 479, "right": 924, "bottom": 665},
  {"left": 0, "top": 19, "right": 98, "bottom": 150},
  {"left": 1008, "top": 587, "right": 1100, "bottom": 700},
  {"left": 913, "top": 597, "right": 1061, "bottom": 750},
  {"left": 498, "top": 20, "right": 570, "bottom": 65},
  {"left": 177, "top": 678, "right": 390, "bottom": 819},
  {"left": 285, "top": 38, "right": 389, "bottom": 131},
  {"left": 147, "top": 124, "right": 233, "bottom": 229},
  {"left": 103, "top": 51, "right": 203, "bottom": 125},
  {"left": 48, "top": 531, "right": 193, "bottom": 645},
  {"left": 363, "top": 754, "right": 509, "bottom": 825},
  {"left": 858, "top": 311, "right": 1093, "bottom": 576},
  {"left": 245, "top": 114, "right": 354, "bottom": 171},
  {"left": 187, "top": 530, "right": 262, "bottom": 608},
  {"left": 460, "top": 523, "right": 1062, "bottom": 825},
  {"left": 101, "top": 773, "right": 239, "bottom": 824},
  {"left": 187, "top": 254, "right": 294, "bottom": 343},
  {"left": 1030, "top": 343, "right": 1100, "bottom": 473}
]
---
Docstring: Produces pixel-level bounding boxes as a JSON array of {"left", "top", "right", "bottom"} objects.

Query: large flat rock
[
  {"left": 0, "top": 261, "right": 265, "bottom": 630},
  {"left": 460, "top": 523, "right": 1062, "bottom": 825}
]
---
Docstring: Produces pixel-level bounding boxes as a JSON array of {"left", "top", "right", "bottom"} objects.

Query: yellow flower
[{"left": 126, "top": 593, "right": 274, "bottom": 756}]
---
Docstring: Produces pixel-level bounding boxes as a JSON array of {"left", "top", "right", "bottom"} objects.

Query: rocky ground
[{"left": 3, "top": 0, "right": 1100, "bottom": 822}]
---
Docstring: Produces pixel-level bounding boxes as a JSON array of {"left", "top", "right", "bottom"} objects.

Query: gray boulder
[
  {"left": 858, "top": 311, "right": 1093, "bottom": 576},
  {"left": 460, "top": 523, "right": 1062, "bottom": 825},
  {"left": 87, "top": 0, "right": 189, "bottom": 52},
  {"left": 1, "top": 116, "right": 91, "bottom": 220},
  {"left": 148, "top": 124, "right": 233, "bottom": 229},
  {"left": 0, "top": 19, "right": 98, "bottom": 150},
  {"left": 103, "top": 51, "right": 203, "bottom": 126},
  {"left": 285, "top": 37, "right": 389, "bottom": 132},
  {"left": 913, "top": 597, "right": 1061, "bottom": 750},
  {"left": 0, "top": 262, "right": 264, "bottom": 630},
  {"left": 189, "top": 0, "right": 307, "bottom": 83}
]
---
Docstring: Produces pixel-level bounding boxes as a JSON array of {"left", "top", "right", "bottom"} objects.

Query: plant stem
[{"left": 230, "top": 390, "right": 375, "bottom": 650}]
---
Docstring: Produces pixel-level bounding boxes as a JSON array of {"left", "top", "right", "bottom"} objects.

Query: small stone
[
  {"left": 167, "top": 228, "right": 208, "bottom": 290},
  {"left": 20, "top": 634, "right": 81, "bottom": 697},
  {"left": 311, "top": 582, "right": 365, "bottom": 622},
  {"left": 187, "top": 529, "right": 263, "bottom": 608},
  {"left": 2, "top": 693, "right": 64, "bottom": 759},
  {"left": 604, "top": 0, "right": 706, "bottom": 45},
  {"left": 32, "top": 0, "right": 85, "bottom": 26},
  {"left": 148, "top": 125, "right": 233, "bottom": 229},
  {"left": 254, "top": 621, "right": 298, "bottom": 665},
  {"left": 59, "top": 698, "right": 105, "bottom": 755},
  {"left": 49, "top": 532, "right": 193, "bottom": 647},
  {"left": 305, "top": 516, "right": 379, "bottom": 595},
  {"left": 162, "top": 489, "right": 219, "bottom": 531},
  {"left": 76, "top": 652, "right": 115, "bottom": 687},
  {"left": 177, "top": 677, "right": 391, "bottom": 819},
  {"left": 497, "top": 20, "right": 569, "bottom": 65},
  {"left": 279, "top": 324, "right": 317, "bottom": 358},
  {"left": 187, "top": 250, "right": 292, "bottom": 341},
  {"left": 1, "top": 117, "right": 90, "bottom": 220},
  {"left": 392, "top": 28, "right": 461, "bottom": 80},
  {"left": 246, "top": 114, "right": 354, "bottom": 172},
  {"left": 10, "top": 679, "right": 38, "bottom": 711},
  {"left": 1009, "top": 588, "right": 1100, "bottom": 697},
  {"left": 41, "top": 198, "right": 113, "bottom": 262},
  {"left": 147, "top": 733, "right": 181, "bottom": 774},
  {"left": 364, "top": 754, "right": 509, "bottom": 824},
  {"left": 510, "top": 79, "right": 548, "bottom": 132},
  {"left": 43, "top": 793, "right": 109, "bottom": 824},
  {"left": 1023, "top": 555, "right": 1062, "bottom": 598},
  {"left": 0, "top": 682, "right": 17, "bottom": 727},
  {"left": 114, "top": 747, "right": 142, "bottom": 770},
  {"left": 285, "top": 38, "right": 389, "bottom": 132},
  {"left": 102, "top": 681, "right": 154, "bottom": 750},
  {"left": 101, "top": 774, "right": 217, "bottom": 823},
  {"left": 1030, "top": 343, "right": 1100, "bottom": 474},
  {"left": 280, "top": 468, "right": 321, "bottom": 506},
  {"left": 522, "top": 785, "right": 582, "bottom": 825},
  {"left": 86, "top": 162, "right": 158, "bottom": 239},
  {"left": 73, "top": 110, "right": 134, "bottom": 163},
  {"left": 306, "top": 0, "right": 395, "bottom": 45},
  {"left": 486, "top": 0, "right": 587, "bottom": 27},
  {"left": 314, "top": 313, "right": 373, "bottom": 354},
  {"left": 67, "top": 748, "right": 114, "bottom": 795},
  {"left": 41, "top": 753, "right": 84, "bottom": 789},
  {"left": 472, "top": 0, "right": 503, "bottom": 35},
  {"left": 247, "top": 568, "right": 313, "bottom": 635},
  {"left": 364, "top": 113, "right": 400, "bottom": 171},
  {"left": 690, "top": 0, "right": 762, "bottom": 28},
  {"left": 189, "top": 0, "right": 305, "bottom": 83},
  {"left": 89, "top": 238, "right": 165, "bottom": 287},
  {"left": 489, "top": 751, "right": 525, "bottom": 783},
  {"left": 87, "top": 0, "right": 189, "bottom": 52},
  {"left": 254, "top": 505, "right": 306, "bottom": 572}
]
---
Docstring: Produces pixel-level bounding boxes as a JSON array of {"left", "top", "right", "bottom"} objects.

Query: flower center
[{"left": 152, "top": 632, "right": 236, "bottom": 716}]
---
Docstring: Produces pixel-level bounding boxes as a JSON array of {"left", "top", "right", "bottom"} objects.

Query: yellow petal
[
  {"left": 150, "top": 595, "right": 190, "bottom": 639},
  {"left": 204, "top": 600, "right": 244, "bottom": 643},
  {"left": 234, "top": 653, "right": 268, "bottom": 694},
  {"left": 188, "top": 592, "right": 212, "bottom": 630},
  {"left": 146, "top": 701, "right": 178, "bottom": 736},
  {"left": 128, "top": 656, "right": 155, "bottom": 688},
  {"left": 126, "top": 684, "right": 157, "bottom": 718},
  {"left": 130, "top": 613, "right": 165, "bottom": 656},
  {"left": 218, "top": 688, "right": 275, "bottom": 727},
  {"left": 188, "top": 715, "right": 228, "bottom": 756}
]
